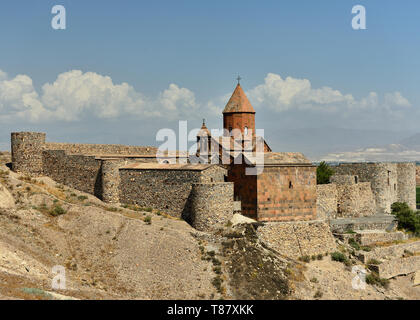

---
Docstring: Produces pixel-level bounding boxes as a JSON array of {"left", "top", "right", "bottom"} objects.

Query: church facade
[{"left": 197, "top": 83, "right": 317, "bottom": 222}]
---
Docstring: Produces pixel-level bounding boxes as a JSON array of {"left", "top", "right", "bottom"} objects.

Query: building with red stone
[{"left": 197, "top": 83, "right": 317, "bottom": 222}]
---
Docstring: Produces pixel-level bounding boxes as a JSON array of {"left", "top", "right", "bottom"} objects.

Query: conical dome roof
[{"left": 222, "top": 84, "right": 256, "bottom": 114}]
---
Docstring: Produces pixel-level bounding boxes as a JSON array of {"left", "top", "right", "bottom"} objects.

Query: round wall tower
[
  {"left": 11, "top": 132, "right": 46, "bottom": 176},
  {"left": 397, "top": 162, "right": 416, "bottom": 210},
  {"left": 188, "top": 182, "right": 234, "bottom": 231},
  {"left": 101, "top": 159, "right": 123, "bottom": 204}
]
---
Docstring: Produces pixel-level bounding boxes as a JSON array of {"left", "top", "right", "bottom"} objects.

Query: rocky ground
[{"left": 0, "top": 150, "right": 419, "bottom": 300}]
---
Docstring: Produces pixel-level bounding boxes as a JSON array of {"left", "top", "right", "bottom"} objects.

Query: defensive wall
[
  {"left": 10, "top": 132, "right": 234, "bottom": 230},
  {"left": 332, "top": 162, "right": 416, "bottom": 213}
]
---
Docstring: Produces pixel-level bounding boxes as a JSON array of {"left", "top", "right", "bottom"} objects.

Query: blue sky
[{"left": 0, "top": 0, "right": 419, "bottom": 158}]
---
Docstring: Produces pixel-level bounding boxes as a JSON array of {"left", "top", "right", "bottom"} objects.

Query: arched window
[{"left": 244, "top": 126, "right": 248, "bottom": 135}]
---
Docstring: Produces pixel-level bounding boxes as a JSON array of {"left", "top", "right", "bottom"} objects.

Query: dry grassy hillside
[{"left": 0, "top": 151, "right": 418, "bottom": 300}]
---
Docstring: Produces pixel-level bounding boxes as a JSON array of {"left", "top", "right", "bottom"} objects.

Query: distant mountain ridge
[{"left": 317, "top": 133, "right": 420, "bottom": 163}]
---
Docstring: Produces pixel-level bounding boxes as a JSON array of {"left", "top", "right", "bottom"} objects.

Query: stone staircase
[{"left": 331, "top": 215, "right": 420, "bottom": 281}]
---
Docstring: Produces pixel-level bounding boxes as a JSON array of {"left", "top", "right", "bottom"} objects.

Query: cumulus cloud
[
  {"left": 247, "top": 73, "right": 411, "bottom": 115},
  {"left": 0, "top": 70, "right": 413, "bottom": 129},
  {"left": 0, "top": 69, "right": 198, "bottom": 123}
]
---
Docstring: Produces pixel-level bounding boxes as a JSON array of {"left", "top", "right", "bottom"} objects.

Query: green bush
[
  {"left": 367, "top": 258, "right": 381, "bottom": 265},
  {"left": 348, "top": 238, "right": 360, "bottom": 250},
  {"left": 366, "top": 272, "right": 389, "bottom": 289},
  {"left": 50, "top": 205, "right": 66, "bottom": 217},
  {"left": 331, "top": 252, "right": 348, "bottom": 263},
  {"left": 391, "top": 202, "right": 420, "bottom": 236},
  {"left": 316, "top": 161, "right": 334, "bottom": 185},
  {"left": 144, "top": 216, "right": 152, "bottom": 225},
  {"left": 298, "top": 255, "right": 311, "bottom": 263}
]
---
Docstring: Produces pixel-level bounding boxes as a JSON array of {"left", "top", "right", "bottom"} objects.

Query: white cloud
[
  {"left": 0, "top": 70, "right": 413, "bottom": 129},
  {"left": 0, "top": 69, "right": 199, "bottom": 123},
  {"left": 158, "top": 83, "right": 197, "bottom": 119},
  {"left": 247, "top": 73, "right": 411, "bottom": 115},
  {"left": 384, "top": 91, "right": 411, "bottom": 108}
]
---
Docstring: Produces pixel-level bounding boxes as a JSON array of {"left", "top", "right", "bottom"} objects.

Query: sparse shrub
[
  {"left": 403, "top": 249, "right": 414, "bottom": 257},
  {"left": 314, "top": 290, "right": 323, "bottom": 299},
  {"left": 311, "top": 255, "right": 317, "bottom": 261},
  {"left": 70, "top": 193, "right": 77, "bottom": 197},
  {"left": 361, "top": 246, "right": 372, "bottom": 252},
  {"left": 213, "top": 266, "right": 222, "bottom": 275},
  {"left": 391, "top": 202, "right": 420, "bottom": 236},
  {"left": 207, "top": 250, "right": 216, "bottom": 257},
  {"left": 310, "top": 277, "right": 318, "bottom": 283},
  {"left": 145, "top": 207, "right": 153, "bottom": 213},
  {"left": 212, "top": 257, "right": 221, "bottom": 266},
  {"left": 366, "top": 272, "right": 389, "bottom": 289},
  {"left": 77, "top": 195, "right": 88, "bottom": 201},
  {"left": 316, "top": 254, "right": 324, "bottom": 260},
  {"left": 331, "top": 251, "right": 348, "bottom": 264},
  {"left": 298, "top": 255, "right": 311, "bottom": 263},
  {"left": 211, "top": 276, "right": 223, "bottom": 293},
  {"left": 49, "top": 205, "right": 66, "bottom": 217},
  {"left": 345, "top": 229, "right": 356, "bottom": 234},
  {"left": 348, "top": 238, "right": 361, "bottom": 250},
  {"left": 367, "top": 258, "right": 381, "bottom": 265},
  {"left": 144, "top": 216, "right": 152, "bottom": 225}
]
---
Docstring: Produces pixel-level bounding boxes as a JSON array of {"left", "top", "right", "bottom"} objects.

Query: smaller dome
[{"left": 197, "top": 119, "right": 211, "bottom": 137}]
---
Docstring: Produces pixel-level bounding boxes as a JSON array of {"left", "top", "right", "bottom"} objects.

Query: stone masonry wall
[
  {"left": 256, "top": 220, "right": 337, "bottom": 259},
  {"left": 416, "top": 165, "right": 420, "bottom": 186},
  {"left": 334, "top": 163, "right": 416, "bottom": 213},
  {"left": 316, "top": 184, "right": 337, "bottom": 220},
  {"left": 336, "top": 182, "right": 375, "bottom": 218},
  {"left": 397, "top": 163, "right": 416, "bottom": 210},
  {"left": 256, "top": 166, "right": 317, "bottom": 222},
  {"left": 119, "top": 166, "right": 227, "bottom": 218},
  {"left": 101, "top": 159, "right": 124, "bottom": 203},
  {"left": 187, "top": 182, "right": 234, "bottom": 231},
  {"left": 334, "top": 163, "right": 398, "bottom": 214},
  {"left": 11, "top": 132, "right": 46, "bottom": 176},
  {"left": 44, "top": 142, "right": 157, "bottom": 156},
  {"left": 42, "top": 150, "right": 103, "bottom": 197},
  {"left": 331, "top": 175, "right": 358, "bottom": 185}
]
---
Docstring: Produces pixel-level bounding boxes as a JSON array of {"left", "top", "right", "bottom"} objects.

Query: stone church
[{"left": 196, "top": 82, "right": 317, "bottom": 222}]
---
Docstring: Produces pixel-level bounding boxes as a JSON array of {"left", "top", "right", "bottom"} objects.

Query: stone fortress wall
[
  {"left": 317, "top": 162, "right": 416, "bottom": 219},
  {"left": 10, "top": 132, "right": 234, "bottom": 230},
  {"left": 416, "top": 165, "right": 420, "bottom": 186},
  {"left": 332, "top": 163, "right": 416, "bottom": 213},
  {"left": 119, "top": 164, "right": 229, "bottom": 219},
  {"left": 317, "top": 177, "right": 376, "bottom": 220}
]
